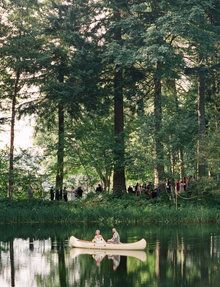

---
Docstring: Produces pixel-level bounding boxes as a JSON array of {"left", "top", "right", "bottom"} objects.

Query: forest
[{"left": 0, "top": 0, "right": 220, "bottom": 200}]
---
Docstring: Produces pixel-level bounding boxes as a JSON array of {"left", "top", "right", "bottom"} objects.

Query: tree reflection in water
[
  {"left": 9, "top": 239, "right": 15, "bottom": 287},
  {"left": 0, "top": 225, "right": 220, "bottom": 286},
  {"left": 57, "top": 238, "right": 67, "bottom": 287}
]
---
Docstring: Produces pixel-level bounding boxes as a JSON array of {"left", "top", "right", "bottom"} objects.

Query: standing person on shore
[
  {"left": 152, "top": 186, "right": 158, "bottom": 198},
  {"left": 135, "top": 183, "right": 141, "bottom": 196},
  {"left": 128, "top": 185, "right": 133, "bottom": 194},
  {"left": 180, "top": 180, "right": 185, "bottom": 192},
  {"left": 55, "top": 189, "right": 60, "bottom": 201},
  {"left": 75, "top": 186, "right": 83, "bottom": 198},
  {"left": 63, "top": 187, "right": 68, "bottom": 202},
  {"left": 28, "top": 185, "right": 33, "bottom": 200},
  {"left": 166, "top": 179, "right": 171, "bottom": 193},
  {"left": 59, "top": 188, "right": 63, "bottom": 200},
  {"left": 183, "top": 177, "right": 187, "bottom": 191},
  {"left": 95, "top": 184, "right": 103, "bottom": 194},
  {"left": 146, "top": 182, "right": 151, "bottom": 196},
  {"left": 143, "top": 183, "right": 147, "bottom": 194},
  {"left": 176, "top": 180, "right": 180, "bottom": 193},
  {"left": 71, "top": 186, "right": 75, "bottom": 201},
  {"left": 50, "top": 186, "right": 54, "bottom": 201}
]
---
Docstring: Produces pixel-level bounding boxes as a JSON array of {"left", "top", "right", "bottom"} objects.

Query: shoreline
[{"left": 1, "top": 195, "right": 220, "bottom": 225}]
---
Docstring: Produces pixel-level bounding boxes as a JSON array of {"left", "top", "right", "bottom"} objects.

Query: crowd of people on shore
[
  {"left": 49, "top": 186, "right": 84, "bottom": 202},
  {"left": 127, "top": 182, "right": 160, "bottom": 198},
  {"left": 127, "top": 176, "right": 195, "bottom": 198},
  {"left": 49, "top": 184, "right": 105, "bottom": 201},
  {"left": 48, "top": 176, "right": 194, "bottom": 201}
]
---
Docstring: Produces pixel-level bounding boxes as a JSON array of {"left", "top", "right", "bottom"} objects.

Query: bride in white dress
[{"left": 92, "top": 230, "right": 106, "bottom": 244}]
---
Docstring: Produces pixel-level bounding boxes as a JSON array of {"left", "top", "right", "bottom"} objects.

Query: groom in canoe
[{"left": 107, "top": 228, "right": 120, "bottom": 244}]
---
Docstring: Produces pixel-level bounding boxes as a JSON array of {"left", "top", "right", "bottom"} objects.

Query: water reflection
[
  {"left": 70, "top": 248, "right": 147, "bottom": 270},
  {"left": 0, "top": 225, "right": 220, "bottom": 286},
  {"left": 9, "top": 240, "right": 15, "bottom": 287}
]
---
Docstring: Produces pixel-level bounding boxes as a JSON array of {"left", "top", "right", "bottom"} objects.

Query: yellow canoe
[{"left": 69, "top": 236, "right": 147, "bottom": 250}]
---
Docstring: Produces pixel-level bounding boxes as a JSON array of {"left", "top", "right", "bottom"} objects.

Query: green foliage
[
  {"left": 0, "top": 151, "right": 8, "bottom": 195},
  {"left": 1, "top": 194, "right": 220, "bottom": 224},
  {"left": 65, "top": 112, "right": 114, "bottom": 189},
  {"left": 0, "top": 0, "right": 220, "bottom": 196},
  {"left": 0, "top": 149, "right": 45, "bottom": 199}
]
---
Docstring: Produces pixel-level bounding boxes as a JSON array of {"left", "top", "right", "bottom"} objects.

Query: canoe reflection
[{"left": 70, "top": 248, "right": 147, "bottom": 270}]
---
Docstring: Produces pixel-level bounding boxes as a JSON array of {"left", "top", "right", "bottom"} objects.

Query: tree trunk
[
  {"left": 101, "top": 174, "right": 111, "bottom": 193},
  {"left": 105, "top": 169, "right": 112, "bottom": 192},
  {"left": 197, "top": 72, "right": 207, "bottom": 177},
  {"left": 29, "top": 238, "right": 34, "bottom": 251},
  {"left": 173, "top": 81, "right": 185, "bottom": 179},
  {"left": 8, "top": 70, "right": 20, "bottom": 199},
  {"left": 112, "top": 9, "right": 126, "bottom": 193},
  {"left": 153, "top": 63, "right": 165, "bottom": 185},
  {"left": 113, "top": 65, "right": 126, "bottom": 192},
  {"left": 55, "top": 102, "right": 65, "bottom": 190},
  {"left": 168, "top": 78, "right": 185, "bottom": 179},
  {"left": 179, "top": 148, "right": 185, "bottom": 179},
  {"left": 168, "top": 143, "right": 174, "bottom": 177}
]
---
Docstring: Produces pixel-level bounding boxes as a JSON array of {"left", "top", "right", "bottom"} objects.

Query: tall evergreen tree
[{"left": 0, "top": 0, "right": 42, "bottom": 198}]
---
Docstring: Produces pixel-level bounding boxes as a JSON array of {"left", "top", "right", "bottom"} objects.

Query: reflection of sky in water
[
  {"left": 0, "top": 239, "right": 56, "bottom": 287},
  {"left": 0, "top": 238, "right": 89, "bottom": 287}
]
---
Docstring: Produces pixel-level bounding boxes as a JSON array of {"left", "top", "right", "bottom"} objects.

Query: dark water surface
[{"left": 0, "top": 224, "right": 220, "bottom": 287}]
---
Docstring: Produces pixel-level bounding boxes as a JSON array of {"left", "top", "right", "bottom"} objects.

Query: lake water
[{"left": 0, "top": 224, "right": 220, "bottom": 287}]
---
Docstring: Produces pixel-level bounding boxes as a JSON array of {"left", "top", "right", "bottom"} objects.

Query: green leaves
[{"left": 0, "top": 0, "right": 219, "bottom": 194}]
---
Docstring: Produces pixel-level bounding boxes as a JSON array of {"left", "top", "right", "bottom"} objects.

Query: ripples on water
[{"left": 0, "top": 224, "right": 220, "bottom": 287}]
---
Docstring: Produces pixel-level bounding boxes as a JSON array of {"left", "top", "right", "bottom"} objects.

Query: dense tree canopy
[{"left": 0, "top": 0, "right": 219, "bottom": 197}]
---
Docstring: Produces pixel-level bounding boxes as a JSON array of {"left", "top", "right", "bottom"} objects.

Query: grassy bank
[{"left": 1, "top": 193, "right": 220, "bottom": 224}]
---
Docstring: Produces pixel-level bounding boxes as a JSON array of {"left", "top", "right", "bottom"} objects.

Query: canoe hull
[{"left": 69, "top": 236, "right": 146, "bottom": 250}]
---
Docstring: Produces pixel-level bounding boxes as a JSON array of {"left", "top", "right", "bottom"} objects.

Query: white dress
[{"left": 93, "top": 236, "right": 105, "bottom": 244}]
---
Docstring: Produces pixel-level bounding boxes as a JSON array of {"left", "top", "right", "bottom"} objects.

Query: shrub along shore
[{"left": 1, "top": 193, "right": 220, "bottom": 225}]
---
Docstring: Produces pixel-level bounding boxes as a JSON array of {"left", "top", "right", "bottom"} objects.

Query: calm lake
[{"left": 0, "top": 224, "right": 220, "bottom": 287}]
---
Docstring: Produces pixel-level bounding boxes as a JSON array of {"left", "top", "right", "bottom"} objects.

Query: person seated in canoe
[
  {"left": 107, "top": 228, "right": 120, "bottom": 244},
  {"left": 92, "top": 230, "right": 106, "bottom": 244}
]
